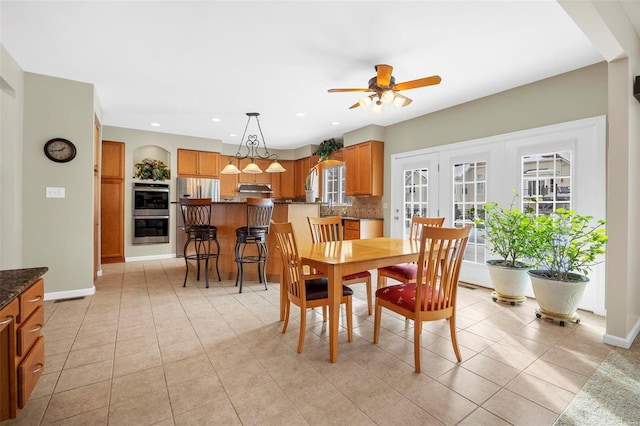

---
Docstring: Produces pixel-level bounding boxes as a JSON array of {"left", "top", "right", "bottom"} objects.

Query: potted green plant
[
  {"left": 313, "top": 138, "right": 343, "bottom": 161},
  {"left": 527, "top": 208, "right": 607, "bottom": 325},
  {"left": 477, "top": 193, "right": 536, "bottom": 304},
  {"left": 133, "top": 158, "right": 170, "bottom": 181}
]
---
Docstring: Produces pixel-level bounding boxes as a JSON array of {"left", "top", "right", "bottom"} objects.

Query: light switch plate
[{"left": 46, "top": 187, "right": 65, "bottom": 198}]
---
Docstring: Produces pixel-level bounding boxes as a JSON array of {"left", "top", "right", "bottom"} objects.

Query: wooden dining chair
[
  {"left": 272, "top": 221, "right": 353, "bottom": 353},
  {"left": 308, "top": 216, "right": 373, "bottom": 315},
  {"left": 374, "top": 225, "right": 471, "bottom": 373},
  {"left": 377, "top": 216, "right": 445, "bottom": 289}
]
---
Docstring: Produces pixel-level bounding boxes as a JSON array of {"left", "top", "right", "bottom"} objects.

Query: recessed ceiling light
[
  {"left": 229, "top": 133, "right": 237, "bottom": 137},
  {"left": 295, "top": 112, "right": 305, "bottom": 117},
  {"left": 150, "top": 122, "right": 160, "bottom": 127},
  {"left": 211, "top": 118, "right": 221, "bottom": 122},
  {"left": 331, "top": 121, "right": 340, "bottom": 126}
]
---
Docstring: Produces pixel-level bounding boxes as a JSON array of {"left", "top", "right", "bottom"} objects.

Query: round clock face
[{"left": 44, "top": 138, "right": 77, "bottom": 163}]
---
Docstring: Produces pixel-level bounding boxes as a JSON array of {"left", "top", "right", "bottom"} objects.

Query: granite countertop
[
  {"left": 0, "top": 267, "right": 48, "bottom": 310},
  {"left": 341, "top": 216, "right": 384, "bottom": 221}
]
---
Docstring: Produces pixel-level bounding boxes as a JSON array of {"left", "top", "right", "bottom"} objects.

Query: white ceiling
[{"left": 1, "top": 1, "right": 618, "bottom": 150}]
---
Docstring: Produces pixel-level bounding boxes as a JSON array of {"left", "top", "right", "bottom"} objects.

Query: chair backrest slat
[
  {"left": 414, "top": 225, "right": 471, "bottom": 314},
  {"left": 409, "top": 216, "right": 445, "bottom": 240},
  {"left": 247, "top": 198, "right": 274, "bottom": 232},
  {"left": 180, "top": 198, "right": 212, "bottom": 229},
  {"left": 307, "top": 216, "right": 343, "bottom": 243},
  {"left": 272, "top": 221, "right": 305, "bottom": 301}
]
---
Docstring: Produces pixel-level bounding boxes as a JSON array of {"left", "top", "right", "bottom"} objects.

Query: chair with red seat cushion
[
  {"left": 376, "top": 216, "right": 445, "bottom": 289},
  {"left": 373, "top": 225, "right": 471, "bottom": 373},
  {"left": 308, "top": 216, "right": 373, "bottom": 315},
  {"left": 272, "top": 221, "right": 353, "bottom": 353}
]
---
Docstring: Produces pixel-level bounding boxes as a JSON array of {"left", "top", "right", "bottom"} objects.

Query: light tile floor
[{"left": 1, "top": 259, "right": 615, "bottom": 425}]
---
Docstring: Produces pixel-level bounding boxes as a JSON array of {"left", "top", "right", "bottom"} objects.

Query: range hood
[{"left": 237, "top": 183, "right": 273, "bottom": 193}]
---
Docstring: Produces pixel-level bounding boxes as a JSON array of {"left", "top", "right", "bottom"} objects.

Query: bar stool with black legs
[
  {"left": 234, "top": 197, "right": 274, "bottom": 293},
  {"left": 180, "top": 198, "right": 221, "bottom": 288}
]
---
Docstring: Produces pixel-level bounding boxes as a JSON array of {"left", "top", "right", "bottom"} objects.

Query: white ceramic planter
[
  {"left": 305, "top": 190, "right": 315, "bottom": 203},
  {"left": 486, "top": 260, "right": 530, "bottom": 304},
  {"left": 528, "top": 270, "right": 588, "bottom": 325}
]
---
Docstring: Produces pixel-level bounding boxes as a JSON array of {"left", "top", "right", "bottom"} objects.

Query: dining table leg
[{"left": 328, "top": 264, "right": 342, "bottom": 363}]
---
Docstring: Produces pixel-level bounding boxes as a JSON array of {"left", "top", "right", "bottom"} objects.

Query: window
[
  {"left": 403, "top": 168, "right": 430, "bottom": 238},
  {"left": 521, "top": 151, "right": 571, "bottom": 216},
  {"left": 323, "top": 164, "right": 350, "bottom": 205},
  {"left": 452, "top": 161, "right": 487, "bottom": 263}
]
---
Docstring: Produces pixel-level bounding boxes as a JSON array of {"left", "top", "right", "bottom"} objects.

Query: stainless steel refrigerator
[{"left": 176, "top": 178, "right": 220, "bottom": 256}]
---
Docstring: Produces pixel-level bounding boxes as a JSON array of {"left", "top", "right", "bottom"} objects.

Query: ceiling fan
[{"left": 327, "top": 64, "right": 441, "bottom": 114}]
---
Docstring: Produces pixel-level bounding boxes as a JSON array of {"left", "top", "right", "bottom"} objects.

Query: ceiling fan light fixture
[
  {"left": 358, "top": 96, "right": 372, "bottom": 109},
  {"left": 393, "top": 94, "right": 407, "bottom": 108},
  {"left": 381, "top": 90, "right": 395, "bottom": 104},
  {"left": 371, "top": 101, "right": 383, "bottom": 115}
]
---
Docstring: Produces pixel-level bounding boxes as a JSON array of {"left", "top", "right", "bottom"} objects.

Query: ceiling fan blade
[
  {"left": 393, "top": 75, "right": 441, "bottom": 91},
  {"left": 328, "top": 88, "right": 372, "bottom": 93},
  {"left": 349, "top": 94, "right": 375, "bottom": 109},
  {"left": 376, "top": 64, "right": 393, "bottom": 87}
]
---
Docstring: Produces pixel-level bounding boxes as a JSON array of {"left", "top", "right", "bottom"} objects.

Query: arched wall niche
[{"left": 132, "top": 145, "right": 171, "bottom": 181}]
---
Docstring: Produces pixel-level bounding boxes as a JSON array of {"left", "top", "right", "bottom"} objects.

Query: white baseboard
[
  {"left": 603, "top": 319, "right": 640, "bottom": 349},
  {"left": 125, "top": 253, "right": 177, "bottom": 262},
  {"left": 44, "top": 286, "right": 96, "bottom": 302}
]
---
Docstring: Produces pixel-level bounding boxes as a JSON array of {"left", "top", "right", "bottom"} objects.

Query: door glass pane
[
  {"left": 403, "top": 168, "right": 429, "bottom": 239},
  {"left": 452, "top": 161, "right": 487, "bottom": 263},
  {"left": 522, "top": 151, "right": 571, "bottom": 216}
]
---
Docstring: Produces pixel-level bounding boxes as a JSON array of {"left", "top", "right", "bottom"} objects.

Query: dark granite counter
[{"left": 0, "top": 267, "right": 48, "bottom": 310}]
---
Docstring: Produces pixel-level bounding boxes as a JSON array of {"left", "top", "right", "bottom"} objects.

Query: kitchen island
[{"left": 178, "top": 201, "right": 320, "bottom": 282}]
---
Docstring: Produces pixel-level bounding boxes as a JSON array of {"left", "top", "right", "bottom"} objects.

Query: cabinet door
[
  {"left": 101, "top": 141, "right": 124, "bottom": 264},
  {"left": 344, "top": 146, "right": 359, "bottom": 196},
  {"left": 273, "top": 160, "right": 295, "bottom": 199},
  {"left": 197, "top": 151, "right": 219, "bottom": 178},
  {"left": 220, "top": 156, "right": 238, "bottom": 199},
  {"left": 177, "top": 149, "right": 199, "bottom": 176},
  {"left": 254, "top": 159, "right": 272, "bottom": 184}
]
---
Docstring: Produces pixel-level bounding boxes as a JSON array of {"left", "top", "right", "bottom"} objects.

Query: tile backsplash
[{"left": 319, "top": 196, "right": 383, "bottom": 219}]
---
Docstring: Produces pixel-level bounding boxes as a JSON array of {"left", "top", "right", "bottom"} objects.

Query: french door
[{"left": 389, "top": 116, "right": 606, "bottom": 314}]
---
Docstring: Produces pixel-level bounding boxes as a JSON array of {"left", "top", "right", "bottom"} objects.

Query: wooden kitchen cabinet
[
  {"left": 0, "top": 277, "right": 45, "bottom": 420},
  {"left": 343, "top": 218, "right": 384, "bottom": 240},
  {"left": 271, "top": 160, "right": 295, "bottom": 199},
  {"left": 177, "top": 149, "right": 220, "bottom": 178},
  {"left": 294, "top": 156, "right": 319, "bottom": 198},
  {"left": 101, "top": 140, "right": 125, "bottom": 264},
  {"left": 239, "top": 158, "right": 272, "bottom": 184},
  {"left": 220, "top": 156, "right": 239, "bottom": 199},
  {"left": 344, "top": 141, "right": 384, "bottom": 196}
]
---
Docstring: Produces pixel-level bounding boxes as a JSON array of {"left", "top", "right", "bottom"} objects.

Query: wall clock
[{"left": 44, "top": 138, "right": 77, "bottom": 163}]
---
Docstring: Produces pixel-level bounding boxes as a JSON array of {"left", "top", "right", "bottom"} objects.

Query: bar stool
[
  {"left": 180, "top": 198, "right": 221, "bottom": 288},
  {"left": 234, "top": 198, "right": 274, "bottom": 293}
]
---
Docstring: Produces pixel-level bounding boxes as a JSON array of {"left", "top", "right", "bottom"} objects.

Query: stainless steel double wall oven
[{"left": 132, "top": 183, "right": 170, "bottom": 244}]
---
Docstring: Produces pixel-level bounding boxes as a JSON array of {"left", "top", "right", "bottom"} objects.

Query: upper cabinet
[
  {"left": 271, "top": 160, "right": 295, "bottom": 199},
  {"left": 220, "top": 155, "right": 238, "bottom": 199},
  {"left": 344, "top": 141, "right": 384, "bottom": 196},
  {"left": 177, "top": 149, "right": 219, "bottom": 178},
  {"left": 294, "top": 156, "right": 319, "bottom": 199}
]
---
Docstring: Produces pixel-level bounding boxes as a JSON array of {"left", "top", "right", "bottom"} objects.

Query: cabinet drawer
[
  {"left": 18, "top": 280, "right": 44, "bottom": 325},
  {"left": 344, "top": 229, "right": 360, "bottom": 240},
  {"left": 1, "top": 298, "right": 19, "bottom": 326},
  {"left": 17, "top": 306, "right": 44, "bottom": 357},
  {"left": 18, "top": 336, "right": 44, "bottom": 409},
  {"left": 343, "top": 220, "right": 360, "bottom": 231}
]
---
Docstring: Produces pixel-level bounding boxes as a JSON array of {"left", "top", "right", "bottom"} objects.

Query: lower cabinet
[
  {"left": 343, "top": 219, "right": 384, "bottom": 240},
  {"left": 0, "top": 278, "right": 45, "bottom": 420}
]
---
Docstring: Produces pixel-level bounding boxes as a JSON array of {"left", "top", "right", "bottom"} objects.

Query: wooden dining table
[{"left": 281, "top": 237, "right": 421, "bottom": 363}]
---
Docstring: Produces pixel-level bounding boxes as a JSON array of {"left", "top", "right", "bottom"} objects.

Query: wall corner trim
[{"left": 603, "top": 319, "right": 640, "bottom": 349}]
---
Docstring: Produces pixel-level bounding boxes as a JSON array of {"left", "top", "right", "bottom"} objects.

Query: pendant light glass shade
[
  {"left": 221, "top": 161, "right": 241, "bottom": 174},
  {"left": 242, "top": 161, "right": 262, "bottom": 174},
  {"left": 266, "top": 160, "right": 286, "bottom": 173}
]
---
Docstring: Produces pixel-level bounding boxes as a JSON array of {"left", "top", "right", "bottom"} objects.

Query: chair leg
[
  {"left": 365, "top": 276, "right": 372, "bottom": 315},
  {"left": 346, "top": 297, "right": 353, "bottom": 342},
  {"left": 297, "top": 306, "right": 306, "bottom": 353},
  {"left": 213, "top": 237, "right": 221, "bottom": 281},
  {"left": 261, "top": 243, "right": 269, "bottom": 290},
  {"left": 282, "top": 300, "right": 291, "bottom": 333},
  {"left": 195, "top": 239, "right": 202, "bottom": 281},
  {"left": 322, "top": 306, "right": 327, "bottom": 322},
  {"left": 373, "top": 302, "right": 382, "bottom": 344},
  {"left": 234, "top": 242, "right": 241, "bottom": 287},
  {"left": 203, "top": 239, "right": 210, "bottom": 289},
  {"left": 182, "top": 238, "right": 191, "bottom": 287},
  {"left": 377, "top": 273, "right": 387, "bottom": 289},
  {"left": 414, "top": 320, "right": 422, "bottom": 373},
  {"left": 449, "top": 314, "right": 462, "bottom": 362}
]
